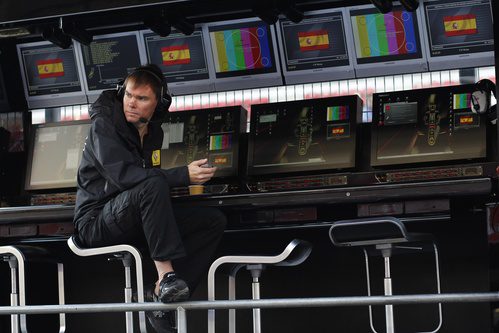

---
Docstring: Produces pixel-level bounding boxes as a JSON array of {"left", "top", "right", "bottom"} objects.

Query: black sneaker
[
  {"left": 145, "top": 285, "right": 177, "bottom": 333},
  {"left": 158, "top": 272, "right": 190, "bottom": 303}
]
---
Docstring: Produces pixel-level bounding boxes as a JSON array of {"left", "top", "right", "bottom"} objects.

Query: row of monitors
[
  {"left": 25, "top": 84, "right": 488, "bottom": 191},
  {"left": 15, "top": 0, "right": 494, "bottom": 109}
]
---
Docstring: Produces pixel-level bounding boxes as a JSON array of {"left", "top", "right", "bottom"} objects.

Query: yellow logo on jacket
[{"left": 152, "top": 150, "right": 161, "bottom": 166}]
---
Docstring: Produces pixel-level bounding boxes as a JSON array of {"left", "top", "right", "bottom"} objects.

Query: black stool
[
  {"left": 329, "top": 216, "right": 442, "bottom": 333},
  {"left": 0, "top": 245, "right": 66, "bottom": 333},
  {"left": 207, "top": 239, "right": 312, "bottom": 333},
  {"left": 67, "top": 236, "right": 146, "bottom": 333}
]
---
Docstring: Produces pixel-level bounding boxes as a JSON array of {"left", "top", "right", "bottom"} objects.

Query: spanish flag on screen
[
  {"left": 443, "top": 14, "right": 477, "bottom": 37},
  {"left": 298, "top": 30, "right": 329, "bottom": 52},
  {"left": 161, "top": 45, "right": 191, "bottom": 66},
  {"left": 37, "top": 59, "right": 64, "bottom": 78}
]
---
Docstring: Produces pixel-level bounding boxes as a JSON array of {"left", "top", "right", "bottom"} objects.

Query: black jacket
[{"left": 73, "top": 90, "right": 189, "bottom": 227}]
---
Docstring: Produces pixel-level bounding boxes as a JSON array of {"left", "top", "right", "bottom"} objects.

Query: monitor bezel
[
  {"left": 162, "top": 105, "right": 247, "bottom": 179},
  {"left": 247, "top": 95, "right": 362, "bottom": 177},
  {"left": 202, "top": 17, "right": 283, "bottom": 92},
  {"left": 421, "top": 0, "right": 494, "bottom": 71},
  {"left": 75, "top": 31, "right": 146, "bottom": 103},
  {"left": 25, "top": 119, "right": 91, "bottom": 191},
  {"left": 139, "top": 27, "right": 216, "bottom": 96},
  {"left": 345, "top": 2, "right": 429, "bottom": 78},
  {"left": 16, "top": 40, "right": 88, "bottom": 109},
  {"left": 370, "top": 84, "right": 488, "bottom": 168},
  {"left": 276, "top": 7, "right": 356, "bottom": 85},
  {"left": 0, "top": 66, "right": 9, "bottom": 112}
]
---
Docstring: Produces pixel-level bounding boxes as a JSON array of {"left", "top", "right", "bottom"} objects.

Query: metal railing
[{"left": 1, "top": 292, "right": 499, "bottom": 332}]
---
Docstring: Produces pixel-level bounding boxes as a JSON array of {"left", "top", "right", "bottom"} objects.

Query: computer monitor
[
  {"left": 276, "top": 8, "right": 355, "bottom": 84},
  {"left": 16, "top": 41, "right": 87, "bottom": 109},
  {"left": 370, "top": 84, "right": 487, "bottom": 167},
  {"left": 76, "top": 31, "right": 144, "bottom": 103},
  {"left": 203, "top": 18, "right": 282, "bottom": 91},
  {"left": 25, "top": 120, "right": 91, "bottom": 190},
  {"left": 247, "top": 95, "right": 363, "bottom": 176},
  {"left": 141, "top": 28, "right": 215, "bottom": 96},
  {"left": 422, "top": 0, "right": 494, "bottom": 71},
  {"left": 160, "top": 106, "right": 246, "bottom": 178},
  {"left": 0, "top": 66, "right": 9, "bottom": 112},
  {"left": 346, "top": 2, "right": 428, "bottom": 78}
]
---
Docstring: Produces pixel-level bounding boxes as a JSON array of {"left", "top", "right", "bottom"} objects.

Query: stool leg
[
  {"left": 9, "top": 258, "right": 19, "bottom": 333},
  {"left": 124, "top": 263, "right": 134, "bottom": 333},
  {"left": 383, "top": 256, "right": 394, "bottom": 333},
  {"left": 247, "top": 265, "right": 263, "bottom": 333},
  {"left": 57, "top": 263, "right": 66, "bottom": 333},
  {"left": 229, "top": 264, "right": 244, "bottom": 333}
]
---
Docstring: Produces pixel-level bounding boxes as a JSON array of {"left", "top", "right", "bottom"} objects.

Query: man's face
[{"left": 122, "top": 79, "right": 158, "bottom": 126}]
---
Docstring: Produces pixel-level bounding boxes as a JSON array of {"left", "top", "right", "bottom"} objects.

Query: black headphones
[
  {"left": 116, "top": 65, "right": 172, "bottom": 112},
  {"left": 471, "top": 79, "right": 496, "bottom": 124}
]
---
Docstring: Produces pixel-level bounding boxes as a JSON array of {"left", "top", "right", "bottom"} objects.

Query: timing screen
[
  {"left": 20, "top": 44, "right": 82, "bottom": 96},
  {"left": 81, "top": 34, "right": 142, "bottom": 91},
  {"left": 144, "top": 29, "right": 210, "bottom": 83},
  {"left": 279, "top": 12, "right": 350, "bottom": 71},
  {"left": 250, "top": 101, "right": 356, "bottom": 174},
  {"left": 372, "top": 87, "right": 486, "bottom": 166},
  {"left": 160, "top": 109, "right": 238, "bottom": 176},
  {"left": 349, "top": 6, "right": 423, "bottom": 64},
  {"left": 29, "top": 123, "right": 91, "bottom": 189},
  {"left": 424, "top": 0, "right": 494, "bottom": 57}
]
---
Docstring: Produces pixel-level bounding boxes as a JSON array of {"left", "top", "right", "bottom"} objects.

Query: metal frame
[
  {"left": 207, "top": 239, "right": 312, "bottom": 333},
  {"left": 66, "top": 236, "right": 146, "bottom": 333},
  {"left": 0, "top": 245, "right": 66, "bottom": 333}
]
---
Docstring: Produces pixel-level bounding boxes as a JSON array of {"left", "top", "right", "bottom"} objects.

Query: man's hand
[{"left": 188, "top": 159, "right": 217, "bottom": 184}]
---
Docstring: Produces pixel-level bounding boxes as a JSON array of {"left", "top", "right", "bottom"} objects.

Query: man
[{"left": 73, "top": 64, "right": 227, "bottom": 332}]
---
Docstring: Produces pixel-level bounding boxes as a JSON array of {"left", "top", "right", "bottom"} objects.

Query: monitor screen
[
  {"left": 26, "top": 121, "right": 91, "bottom": 190},
  {"left": 276, "top": 8, "right": 355, "bottom": 84},
  {"left": 77, "top": 32, "right": 144, "bottom": 103},
  {"left": 16, "top": 41, "right": 87, "bottom": 108},
  {"left": 347, "top": 3, "right": 427, "bottom": 77},
  {"left": 371, "top": 84, "right": 487, "bottom": 167},
  {"left": 204, "top": 18, "right": 282, "bottom": 91},
  {"left": 0, "top": 67, "right": 9, "bottom": 112},
  {"left": 142, "top": 28, "right": 215, "bottom": 96},
  {"left": 160, "top": 106, "right": 246, "bottom": 178},
  {"left": 247, "top": 95, "right": 362, "bottom": 176},
  {"left": 422, "top": 0, "right": 494, "bottom": 70}
]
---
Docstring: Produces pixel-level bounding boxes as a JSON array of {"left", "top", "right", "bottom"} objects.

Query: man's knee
[{"left": 139, "top": 176, "right": 171, "bottom": 199}]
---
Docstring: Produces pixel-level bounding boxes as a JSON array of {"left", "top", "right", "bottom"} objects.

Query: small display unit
[
  {"left": 25, "top": 120, "right": 91, "bottom": 190},
  {"left": 141, "top": 28, "right": 215, "bottom": 96},
  {"left": 346, "top": 2, "right": 428, "bottom": 77},
  {"left": 371, "top": 84, "right": 487, "bottom": 167},
  {"left": 16, "top": 41, "right": 87, "bottom": 108},
  {"left": 77, "top": 31, "right": 144, "bottom": 103},
  {"left": 276, "top": 8, "right": 355, "bottom": 84},
  {"left": 160, "top": 106, "right": 246, "bottom": 178},
  {"left": 422, "top": 0, "right": 494, "bottom": 70},
  {"left": 203, "top": 18, "right": 282, "bottom": 91},
  {"left": 247, "top": 95, "right": 363, "bottom": 176}
]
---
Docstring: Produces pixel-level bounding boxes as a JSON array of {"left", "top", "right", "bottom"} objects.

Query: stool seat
[
  {"left": 208, "top": 239, "right": 312, "bottom": 333},
  {"left": 329, "top": 217, "right": 442, "bottom": 333},
  {"left": 0, "top": 245, "right": 65, "bottom": 333},
  {"left": 67, "top": 236, "right": 146, "bottom": 333}
]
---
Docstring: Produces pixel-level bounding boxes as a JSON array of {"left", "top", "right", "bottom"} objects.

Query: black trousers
[{"left": 77, "top": 176, "right": 227, "bottom": 290}]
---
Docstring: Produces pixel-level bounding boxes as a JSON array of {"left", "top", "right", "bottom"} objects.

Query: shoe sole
[{"left": 159, "top": 286, "right": 190, "bottom": 303}]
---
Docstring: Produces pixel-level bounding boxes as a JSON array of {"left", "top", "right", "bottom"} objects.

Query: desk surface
[{"left": 0, "top": 177, "right": 493, "bottom": 224}]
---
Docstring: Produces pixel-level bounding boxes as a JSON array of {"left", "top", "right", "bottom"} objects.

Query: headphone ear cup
[{"left": 116, "top": 81, "right": 125, "bottom": 99}]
